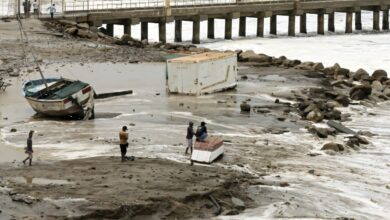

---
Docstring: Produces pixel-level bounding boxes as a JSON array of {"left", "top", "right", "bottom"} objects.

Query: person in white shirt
[
  {"left": 32, "top": 0, "right": 39, "bottom": 18},
  {"left": 47, "top": 4, "right": 56, "bottom": 19}
]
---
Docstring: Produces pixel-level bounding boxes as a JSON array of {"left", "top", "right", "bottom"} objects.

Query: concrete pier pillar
[
  {"left": 317, "top": 13, "right": 324, "bottom": 35},
  {"left": 225, "top": 18, "right": 232, "bottom": 39},
  {"left": 300, "top": 13, "right": 307, "bottom": 34},
  {"left": 328, "top": 12, "right": 335, "bottom": 32},
  {"left": 270, "top": 15, "right": 277, "bottom": 35},
  {"left": 373, "top": 9, "right": 380, "bottom": 30},
  {"left": 192, "top": 20, "right": 200, "bottom": 44},
  {"left": 288, "top": 14, "right": 295, "bottom": 36},
  {"left": 141, "top": 22, "right": 148, "bottom": 41},
  {"left": 355, "top": 11, "right": 362, "bottom": 30},
  {"left": 239, "top": 17, "right": 246, "bottom": 37},
  {"left": 158, "top": 21, "right": 166, "bottom": 43},
  {"left": 257, "top": 13, "right": 264, "bottom": 37},
  {"left": 207, "top": 18, "right": 215, "bottom": 39},
  {"left": 346, "top": 12, "right": 353, "bottom": 33},
  {"left": 383, "top": 10, "right": 389, "bottom": 30},
  {"left": 106, "top": 24, "right": 114, "bottom": 37},
  {"left": 174, "top": 20, "right": 182, "bottom": 42},
  {"left": 124, "top": 20, "right": 131, "bottom": 36}
]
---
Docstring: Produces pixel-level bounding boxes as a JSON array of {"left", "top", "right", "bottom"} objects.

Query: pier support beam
[
  {"left": 207, "top": 18, "right": 215, "bottom": 39},
  {"left": 158, "top": 21, "right": 166, "bottom": 43},
  {"left": 270, "top": 15, "right": 277, "bottom": 35},
  {"left": 225, "top": 18, "right": 232, "bottom": 39},
  {"left": 192, "top": 20, "right": 200, "bottom": 44},
  {"left": 300, "top": 13, "right": 307, "bottom": 34},
  {"left": 383, "top": 9, "right": 389, "bottom": 30},
  {"left": 141, "top": 22, "right": 148, "bottom": 41},
  {"left": 106, "top": 24, "right": 114, "bottom": 37},
  {"left": 239, "top": 17, "right": 246, "bottom": 37},
  {"left": 123, "top": 19, "right": 131, "bottom": 36},
  {"left": 174, "top": 20, "right": 182, "bottom": 42},
  {"left": 373, "top": 9, "right": 380, "bottom": 30},
  {"left": 288, "top": 14, "right": 295, "bottom": 36},
  {"left": 355, "top": 11, "right": 362, "bottom": 30},
  {"left": 317, "top": 13, "right": 324, "bottom": 35},
  {"left": 328, "top": 12, "right": 335, "bottom": 32},
  {"left": 257, "top": 13, "right": 264, "bottom": 37},
  {"left": 346, "top": 11, "right": 353, "bottom": 33}
]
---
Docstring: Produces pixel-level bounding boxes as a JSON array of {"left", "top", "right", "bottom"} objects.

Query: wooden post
[
  {"left": 174, "top": 20, "right": 182, "bottom": 42},
  {"left": 257, "top": 13, "right": 264, "bottom": 37},
  {"left": 346, "top": 11, "right": 353, "bottom": 33},
  {"left": 288, "top": 14, "right": 295, "bottom": 36},
  {"left": 225, "top": 18, "right": 232, "bottom": 39},
  {"left": 355, "top": 11, "right": 362, "bottom": 30},
  {"left": 270, "top": 15, "right": 277, "bottom": 35},
  {"left": 192, "top": 20, "right": 200, "bottom": 44},
  {"left": 300, "top": 13, "right": 307, "bottom": 34},
  {"left": 328, "top": 12, "right": 335, "bottom": 32},
  {"left": 317, "top": 13, "right": 324, "bottom": 35},
  {"left": 207, "top": 18, "right": 215, "bottom": 39},
  {"left": 239, "top": 16, "right": 246, "bottom": 37}
]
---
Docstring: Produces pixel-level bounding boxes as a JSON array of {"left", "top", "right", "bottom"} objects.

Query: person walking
[
  {"left": 119, "top": 126, "right": 129, "bottom": 162},
  {"left": 47, "top": 4, "right": 56, "bottom": 20},
  {"left": 185, "top": 122, "right": 195, "bottom": 155},
  {"left": 22, "top": 0, "right": 28, "bottom": 18},
  {"left": 32, "top": 0, "right": 39, "bottom": 18},
  {"left": 23, "top": 130, "right": 34, "bottom": 166}
]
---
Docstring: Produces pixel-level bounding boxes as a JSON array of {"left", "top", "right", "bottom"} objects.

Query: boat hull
[{"left": 191, "top": 137, "right": 224, "bottom": 163}]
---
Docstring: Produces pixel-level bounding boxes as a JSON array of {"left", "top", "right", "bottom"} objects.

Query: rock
[
  {"left": 10, "top": 194, "right": 36, "bottom": 204},
  {"left": 238, "top": 50, "right": 256, "bottom": 62},
  {"left": 10, "top": 128, "right": 17, "bottom": 132},
  {"left": 225, "top": 209, "right": 240, "bottom": 215},
  {"left": 321, "top": 142, "right": 345, "bottom": 152},
  {"left": 372, "top": 69, "right": 387, "bottom": 81},
  {"left": 240, "top": 75, "right": 248, "bottom": 80},
  {"left": 77, "top": 29, "right": 97, "bottom": 40},
  {"left": 306, "top": 109, "right": 323, "bottom": 122},
  {"left": 240, "top": 101, "right": 251, "bottom": 112},
  {"left": 9, "top": 71, "right": 20, "bottom": 77},
  {"left": 58, "top": 19, "right": 77, "bottom": 26},
  {"left": 309, "top": 126, "right": 329, "bottom": 138},
  {"left": 327, "top": 120, "right": 356, "bottom": 134},
  {"left": 383, "top": 87, "right": 390, "bottom": 96},
  {"left": 64, "top": 27, "right": 78, "bottom": 35},
  {"left": 371, "top": 80, "right": 383, "bottom": 91},
  {"left": 324, "top": 109, "right": 342, "bottom": 120},
  {"left": 248, "top": 54, "right": 271, "bottom": 63},
  {"left": 280, "top": 182, "right": 290, "bottom": 187},
  {"left": 296, "top": 61, "right": 314, "bottom": 70},
  {"left": 312, "top": 62, "right": 324, "bottom": 71},
  {"left": 349, "top": 85, "right": 372, "bottom": 100},
  {"left": 308, "top": 169, "right": 315, "bottom": 174},
  {"left": 335, "top": 95, "right": 349, "bottom": 107},
  {"left": 353, "top": 68, "right": 370, "bottom": 81},
  {"left": 334, "top": 67, "right": 350, "bottom": 79},
  {"left": 322, "top": 67, "right": 334, "bottom": 75},
  {"left": 231, "top": 197, "right": 245, "bottom": 210},
  {"left": 76, "top": 23, "right": 90, "bottom": 29}
]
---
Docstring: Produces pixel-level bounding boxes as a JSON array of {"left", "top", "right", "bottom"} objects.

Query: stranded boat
[
  {"left": 23, "top": 77, "right": 95, "bottom": 119},
  {"left": 191, "top": 136, "right": 224, "bottom": 163}
]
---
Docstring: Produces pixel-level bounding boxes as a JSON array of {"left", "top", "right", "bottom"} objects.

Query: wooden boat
[
  {"left": 22, "top": 77, "right": 95, "bottom": 119},
  {"left": 191, "top": 136, "right": 224, "bottom": 163}
]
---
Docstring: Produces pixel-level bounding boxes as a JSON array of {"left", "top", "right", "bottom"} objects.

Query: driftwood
[
  {"left": 94, "top": 90, "right": 133, "bottom": 99},
  {"left": 327, "top": 120, "right": 356, "bottom": 134}
]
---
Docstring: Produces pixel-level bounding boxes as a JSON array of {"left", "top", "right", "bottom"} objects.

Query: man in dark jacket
[
  {"left": 23, "top": 130, "right": 34, "bottom": 166},
  {"left": 185, "top": 122, "right": 194, "bottom": 155},
  {"left": 196, "top": 121, "right": 208, "bottom": 142}
]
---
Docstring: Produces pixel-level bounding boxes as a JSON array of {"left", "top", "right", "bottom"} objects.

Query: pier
[{"left": 12, "top": 0, "right": 390, "bottom": 43}]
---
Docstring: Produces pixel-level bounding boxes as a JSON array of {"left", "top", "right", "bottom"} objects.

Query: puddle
[{"left": 6, "top": 176, "right": 74, "bottom": 185}]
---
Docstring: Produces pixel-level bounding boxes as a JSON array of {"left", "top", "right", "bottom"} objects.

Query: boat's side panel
[{"left": 191, "top": 145, "right": 224, "bottom": 163}]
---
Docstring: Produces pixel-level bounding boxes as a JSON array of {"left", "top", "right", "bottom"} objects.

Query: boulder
[
  {"left": 77, "top": 29, "right": 97, "bottom": 39},
  {"left": 322, "top": 67, "right": 334, "bottom": 75},
  {"left": 308, "top": 126, "right": 329, "bottom": 138},
  {"left": 306, "top": 109, "right": 324, "bottom": 122},
  {"left": 248, "top": 54, "right": 271, "bottom": 63},
  {"left": 312, "top": 62, "right": 324, "bottom": 71},
  {"left": 238, "top": 50, "right": 257, "bottom": 62},
  {"left": 296, "top": 61, "right": 314, "bottom": 70},
  {"left": 240, "top": 101, "right": 251, "bottom": 112},
  {"left": 334, "top": 67, "right": 350, "bottom": 79},
  {"left": 64, "top": 27, "right": 78, "bottom": 35},
  {"left": 335, "top": 95, "right": 349, "bottom": 107},
  {"left": 324, "top": 109, "right": 342, "bottom": 120},
  {"left": 321, "top": 142, "right": 345, "bottom": 152},
  {"left": 383, "top": 87, "right": 390, "bottom": 96},
  {"left": 58, "top": 19, "right": 77, "bottom": 26},
  {"left": 372, "top": 69, "right": 387, "bottom": 81},
  {"left": 349, "top": 85, "right": 372, "bottom": 100},
  {"left": 76, "top": 23, "right": 90, "bottom": 29},
  {"left": 371, "top": 80, "right": 383, "bottom": 91},
  {"left": 231, "top": 197, "right": 245, "bottom": 210},
  {"left": 353, "top": 68, "right": 370, "bottom": 81}
]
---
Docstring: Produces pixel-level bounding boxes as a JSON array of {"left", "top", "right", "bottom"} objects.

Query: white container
[{"left": 166, "top": 52, "right": 238, "bottom": 95}]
